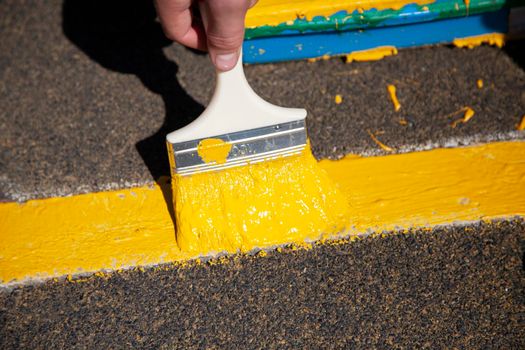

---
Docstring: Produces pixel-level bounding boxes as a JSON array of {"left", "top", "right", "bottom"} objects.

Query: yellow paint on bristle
[
  {"left": 517, "top": 115, "right": 525, "bottom": 131},
  {"left": 335, "top": 94, "right": 343, "bottom": 104},
  {"left": 387, "top": 84, "right": 401, "bottom": 112},
  {"left": 172, "top": 146, "right": 350, "bottom": 254},
  {"left": 476, "top": 79, "right": 483, "bottom": 89},
  {"left": 197, "top": 138, "right": 232, "bottom": 164},
  {"left": 345, "top": 46, "right": 398, "bottom": 63},
  {"left": 453, "top": 33, "right": 505, "bottom": 49}
]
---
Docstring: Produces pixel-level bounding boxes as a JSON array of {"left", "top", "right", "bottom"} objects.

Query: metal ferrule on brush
[{"left": 167, "top": 120, "right": 307, "bottom": 176}]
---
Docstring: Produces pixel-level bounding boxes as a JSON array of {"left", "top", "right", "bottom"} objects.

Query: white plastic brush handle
[{"left": 166, "top": 52, "right": 307, "bottom": 144}]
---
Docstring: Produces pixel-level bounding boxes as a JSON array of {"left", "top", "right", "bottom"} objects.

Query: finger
[
  {"left": 248, "top": 0, "right": 258, "bottom": 9},
  {"left": 155, "top": 0, "right": 207, "bottom": 50},
  {"left": 199, "top": 0, "right": 251, "bottom": 71}
]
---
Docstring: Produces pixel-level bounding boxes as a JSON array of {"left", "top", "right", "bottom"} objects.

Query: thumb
[{"left": 199, "top": 0, "right": 250, "bottom": 71}]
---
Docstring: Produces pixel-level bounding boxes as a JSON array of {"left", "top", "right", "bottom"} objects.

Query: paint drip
[
  {"left": 453, "top": 33, "right": 505, "bottom": 49},
  {"left": 172, "top": 146, "right": 350, "bottom": 254},
  {"left": 345, "top": 46, "right": 398, "bottom": 63}
]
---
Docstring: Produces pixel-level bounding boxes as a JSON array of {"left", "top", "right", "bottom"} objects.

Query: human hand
[{"left": 155, "top": 0, "right": 257, "bottom": 71}]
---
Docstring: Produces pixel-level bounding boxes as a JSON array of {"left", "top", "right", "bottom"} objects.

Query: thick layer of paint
[
  {"left": 172, "top": 148, "right": 349, "bottom": 254},
  {"left": 243, "top": 10, "right": 508, "bottom": 63},
  {"left": 1, "top": 141, "right": 525, "bottom": 283},
  {"left": 320, "top": 142, "right": 525, "bottom": 232}
]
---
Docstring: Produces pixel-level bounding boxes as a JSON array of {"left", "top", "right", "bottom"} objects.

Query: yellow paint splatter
[
  {"left": 450, "top": 107, "right": 475, "bottom": 128},
  {"left": 172, "top": 147, "right": 350, "bottom": 254},
  {"left": 367, "top": 130, "right": 393, "bottom": 152},
  {"left": 476, "top": 79, "right": 483, "bottom": 89},
  {"left": 387, "top": 84, "right": 401, "bottom": 112},
  {"left": 335, "top": 94, "right": 343, "bottom": 104},
  {"left": 197, "top": 138, "right": 232, "bottom": 164},
  {"left": 345, "top": 46, "right": 398, "bottom": 63},
  {"left": 398, "top": 118, "right": 408, "bottom": 126},
  {"left": 453, "top": 33, "right": 505, "bottom": 49},
  {"left": 517, "top": 115, "right": 525, "bottom": 131}
]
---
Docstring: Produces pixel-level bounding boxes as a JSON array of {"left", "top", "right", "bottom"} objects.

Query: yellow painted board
[
  {"left": 246, "top": 0, "right": 434, "bottom": 28},
  {"left": 1, "top": 141, "right": 525, "bottom": 284}
]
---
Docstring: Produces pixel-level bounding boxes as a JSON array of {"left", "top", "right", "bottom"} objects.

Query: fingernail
[{"left": 215, "top": 52, "right": 237, "bottom": 71}]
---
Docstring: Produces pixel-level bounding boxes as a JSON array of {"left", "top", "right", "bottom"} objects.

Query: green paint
[{"left": 244, "top": 0, "right": 512, "bottom": 40}]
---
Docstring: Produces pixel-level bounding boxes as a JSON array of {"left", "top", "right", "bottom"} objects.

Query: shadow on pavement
[
  {"left": 503, "top": 39, "right": 525, "bottom": 70},
  {"left": 62, "top": 0, "right": 204, "bottom": 227}
]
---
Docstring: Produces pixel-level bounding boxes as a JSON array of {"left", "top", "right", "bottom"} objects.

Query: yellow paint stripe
[
  {"left": 246, "top": 0, "right": 434, "bottom": 28},
  {"left": 1, "top": 141, "right": 525, "bottom": 283}
]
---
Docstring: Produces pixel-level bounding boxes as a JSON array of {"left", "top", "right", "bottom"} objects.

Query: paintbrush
[{"left": 166, "top": 52, "right": 349, "bottom": 254}]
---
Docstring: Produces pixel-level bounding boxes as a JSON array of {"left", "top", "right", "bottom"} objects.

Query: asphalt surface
[
  {"left": 1, "top": 0, "right": 524, "bottom": 201},
  {"left": 1, "top": 220, "right": 524, "bottom": 349},
  {"left": 1, "top": 1, "right": 525, "bottom": 349}
]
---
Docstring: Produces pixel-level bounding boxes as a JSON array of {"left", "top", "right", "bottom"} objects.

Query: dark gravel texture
[
  {"left": 1, "top": 220, "right": 524, "bottom": 349},
  {"left": 1, "top": 0, "right": 524, "bottom": 201}
]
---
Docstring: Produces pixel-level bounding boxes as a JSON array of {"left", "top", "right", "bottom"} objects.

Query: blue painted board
[{"left": 243, "top": 9, "right": 509, "bottom": 64}]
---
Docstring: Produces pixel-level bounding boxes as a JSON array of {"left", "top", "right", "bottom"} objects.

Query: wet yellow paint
[
  {"left": 517, "top": 115, "right": 525, "bottom": 131},
  {"left": 197, "top": 138, "right": 232, "bottom": 164},
  {"left": 1, "top": 141, "right": 525, "bottom": 283},
  {"left": 345, "top": 46, "right": 398, "bottom": 63},
  {"left": 450, "top": 107, "right": 475, "bottom": 128},
  {"left": 335, "top": 95, "right": 343, "bottom": 104},
  {"left": 246, "top": 0, "right": 435, "bottom": 28},
  {"left": 320, "top": 141, "right": 525, "bottom": 232},
  {"left": 387, "top": 84, "right": 401, "bottom": 112},
  {"left": 453, "top": 33, "right": 505, "bottom": 49},
  {"left": 172, "top": 148, "right": 350, "bottom": 253}
]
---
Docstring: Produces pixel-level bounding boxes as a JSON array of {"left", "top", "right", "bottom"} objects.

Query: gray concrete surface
[
  {"left": 1, "top": 220, "right": 524, "bottom": 349},
  {"left": 1, "top": 0, "right": 524, "bottom": 201}
]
